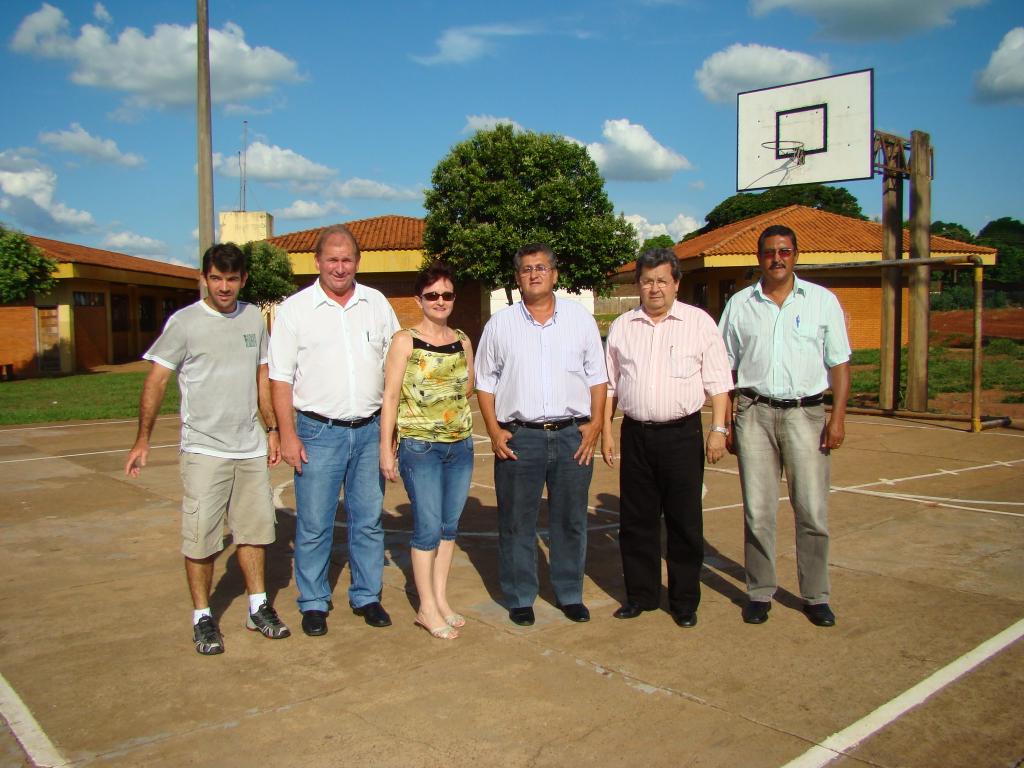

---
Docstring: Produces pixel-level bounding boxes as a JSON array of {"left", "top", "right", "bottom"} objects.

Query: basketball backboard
[{"left": 737, "top": 69, "right": 874, "bottom": 191}]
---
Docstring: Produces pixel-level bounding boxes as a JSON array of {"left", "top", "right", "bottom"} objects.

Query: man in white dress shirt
[
  {"left": 475, "top": 243, "right": 607, "bottom": 626},
  {"left": 269, "top": 225, "right": 400, "bottom": 636}
]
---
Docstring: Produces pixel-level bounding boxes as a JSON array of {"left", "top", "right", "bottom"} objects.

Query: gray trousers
[{"left": 734, "top": 395, "right": 831, "bottom": 604}]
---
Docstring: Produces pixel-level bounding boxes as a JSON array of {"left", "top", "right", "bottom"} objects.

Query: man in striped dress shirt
[{"left": 601, "top": 249, "right": 732, "bottom": 627}]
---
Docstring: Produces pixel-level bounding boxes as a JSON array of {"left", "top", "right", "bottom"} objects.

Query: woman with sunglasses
[{"left": 380, "top": 262, "right": 475, "bottom": 640}]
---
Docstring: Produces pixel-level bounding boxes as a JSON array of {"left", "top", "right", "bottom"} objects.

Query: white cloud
[
  {"left": 102, "top": 230, "right": 167, "bottom": 255},
  {"left": 327, "top": 178, "right": 423, "bottom": 201},
  {"left": 213, "top": 141, "right": 334, "bottom": 182},
  {"left": 695, "top": 43, "right": 830, "bottom": 103},
  {"left": 39, "top": 123, "right": 143, "bottom": 167},
  {"left": 11, "top": 4, "right": 301, "bottom": 113},
  {"left": 625, "top": 213, "right": 701, "bottom": 244},
  {"left": 274, "top": 200, "right": 349, "bottom": 220},
  {"left": 581, "top": 119, "right": 691, "bottom": 181},
  {"left": 976, "top": 27, "right": 1024, "bottom": 104},
  {"left": 463, "top": 114, "right": 525, "bottom": 134},
  {"left": 412, "top": 24, "right": 533, "bottom": 65},
  {"left": 750, "top": 0, "right": 986, "bottom": 41},
  {"left": 0, "top": 148, "right": 93, "bottom": 233},
  {"left": 689, "top": 179, "right": 705, "bottom": 190},
  {"left": 92, "top": 2, "right": 111, "bottom": 24}
]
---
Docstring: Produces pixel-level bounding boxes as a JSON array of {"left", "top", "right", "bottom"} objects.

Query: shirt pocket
[
  {"left": 669, "top": 348, "right": 701, "bottom": 379},
  {"left": 363, "top": 331, "right": 387, "bottom": 364}
]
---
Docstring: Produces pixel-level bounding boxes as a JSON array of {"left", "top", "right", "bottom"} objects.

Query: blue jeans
[
  {"left": 398, "top": 436, "right": 474, "bottom": 551},
  {"left": 493, "top": 424, "right": 593, "bottom": 608},
  {"left": 293, "top": 412, "right": 385, "bottom": 612}
]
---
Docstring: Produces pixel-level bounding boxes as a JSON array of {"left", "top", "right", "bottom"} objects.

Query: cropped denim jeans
[
  {"left": 398, "top": 436, "right": 474, "bottom": 551},
  {"left": 292, "top": 411, "right": 385, "bottom": 613}
]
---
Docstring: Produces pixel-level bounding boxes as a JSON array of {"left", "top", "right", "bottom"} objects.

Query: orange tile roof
[
  {"left": 267, "top": 215, "right": 425, "bottom": 253},
  {"left": 673, "top": 205, "right": 996, "bottom": 261},
  {"left": 27, "top": 236, "right": 199, "bottom": 279}
]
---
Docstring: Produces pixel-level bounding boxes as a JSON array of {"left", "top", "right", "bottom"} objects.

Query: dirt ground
[
  {"left": 0, "top": 408, "right": 1022, "bottom": 768},
  {"left": 931, "top": 308, "right": 1024, "bottom": 341}
]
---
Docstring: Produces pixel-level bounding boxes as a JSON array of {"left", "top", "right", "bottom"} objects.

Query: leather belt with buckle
[
  {"left": 300, "top": 409, "right": 380, "bottom": 428},
  {"left": 501, "top": 417, "right": 590, "bottom": 431},
  {"left": 738, "top": 389, "right": 824, "bottom": 409}
]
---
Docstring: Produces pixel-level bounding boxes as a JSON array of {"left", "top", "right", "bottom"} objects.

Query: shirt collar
[
  {"left": 313, "top": 279, "right": 364, "bottom": 307},
  {"left": 630, "top": 299, "right": 684, "bottom": 325},
  {"left": 752, "top": 274, "right": 806, "bottom": 302},
  {"left": 518, "top": 295, "right": 559, "bottom": 326}
]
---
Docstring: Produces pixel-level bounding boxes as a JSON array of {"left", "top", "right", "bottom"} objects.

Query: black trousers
[{"left": 618, "top": 412, "right": 704, "bottom": 613}]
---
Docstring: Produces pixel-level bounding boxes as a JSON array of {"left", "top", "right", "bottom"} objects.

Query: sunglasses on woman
[{"left": 421, "top": 291, "right": 455, "bottom": 302}]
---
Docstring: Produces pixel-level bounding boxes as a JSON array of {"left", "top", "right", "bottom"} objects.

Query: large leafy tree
[
  {"left": 641, "top": 234, "right": 676, "bottom": 252},
  {"left": 978, "top": 216, "right": 1024, "bottom": 285},
  {"left": 684, "top": 183, "right": 865, "bottom": 240},
  {"left": 423, "top": 125, "right": 637, "bottom": 302},
  {"left": 0, "top": 224, "right": 57, "bottom": 303},
  {"left": 238, "top": 240, "right": 296, "bottom": 308},
  {"left": 930, "top": 220, "right": 975, "bottom": 243}
]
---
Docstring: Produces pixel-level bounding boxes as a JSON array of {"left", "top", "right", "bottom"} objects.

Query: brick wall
[
  {"left": 820, "top": 278, "right": 910, "bottom": 350},
  {"left": 0, "top": 303, "right": 38, "bottom": 376}
]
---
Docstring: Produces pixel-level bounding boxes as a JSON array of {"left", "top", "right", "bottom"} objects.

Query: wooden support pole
[
  {"left": 196, "top": 0, "right": 214, "bottom": 296},
  {"left": 906, "top": 130, "right": 931, "bottom": 412},
  {"left": 879, "top": 170, "right": 903, "bottom": 410}
]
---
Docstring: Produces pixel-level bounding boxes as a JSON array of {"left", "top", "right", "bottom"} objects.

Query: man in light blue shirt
[
  {"left": 476, "top": 243, "right": 607, "bottom": 626},
  {"left": 719, "top": 224, "right": 850, "bottom": 628}
]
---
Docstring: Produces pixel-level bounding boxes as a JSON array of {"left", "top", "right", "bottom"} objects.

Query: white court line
[
  {"left": 0, "top": 444, "right": 178, "bottom": 465},
  {"left": 0, "top": 416, "right": 177, "bottom": 434},
  {"left": 0, "top": 672, "right": 67, "bottom": 767},
  {"left": 780, "top": 617, "right": 1024, "bottom": 768},
  {"left": 837, "top": 488, "right": 1024, "bottom": 519}
]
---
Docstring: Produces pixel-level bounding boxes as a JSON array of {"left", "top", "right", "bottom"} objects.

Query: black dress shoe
[
  {"left": 613, "top": 602, "right": 652, "bottom": 619},
  {"left": 508, "top": 606, "right": 535, "bottom": 626},
  {"left": 804, "top": 603, "right": 836, "bottom": 627},
  {"left": 742, "top": 600, "right": 771, "bottom": 625},
  {"left": 672, "top": 610, "right": 698, "bottom": 628},
  {"left": 559, "top": 603, "right": 590, "bottom": 623},
  {"left": 301, "top": 610, "right": 328, "bottom": 636},
  {"left": 351, "top": 601, "right": 392, "bottom": 627}
]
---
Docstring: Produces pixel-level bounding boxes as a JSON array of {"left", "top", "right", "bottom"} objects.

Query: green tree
[
  {"left": 685, "top": 183, "right": 865, "bottom": 240},
  {"left": 641, "top": 234, "right": 676, "bottom": 252},
  {"left": 238, "top": 240, "right": 296, "bottom": 308},
  {"left": 0, "top": 224, "right": 57, "bottom": 303},
  {"left": 423, "top": 125, "right": 637, "bottom": 302},
  {"left": 930, "top": 220, "right": 975, "bottom": 243},
  {"left": 978, "top": 217, "right": 1024, "bottom": 285}
]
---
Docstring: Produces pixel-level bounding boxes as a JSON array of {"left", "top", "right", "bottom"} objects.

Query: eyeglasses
[
  {"left": 518, "top": 265, "right": 552, "bottom": 276},
  {"left": 639, "top": 278, "right": 673, "bottom": 290},
  {"left": 421, "top": 291, "right": 455, "bottom": 302},
  {"left": 760, "top": 248, "right": 794, "bottom": 258}
]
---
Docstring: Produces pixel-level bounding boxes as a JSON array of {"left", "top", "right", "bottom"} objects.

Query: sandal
[
  {"left": 415, "top": 619, "right": 459, "bottom": 640},
  {"left": 444, "top": 613, "right": 466, "bottom": 628}
]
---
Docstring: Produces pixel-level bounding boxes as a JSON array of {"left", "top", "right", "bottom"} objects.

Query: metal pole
[
  {"left": 196, "top": 0, "right": 214, "bottom": 294},
  {"left": 906, "top": 130, "right": 932, "bottom": 412},
  {"left": 972, "top": 262, "right": 983, "bottom": 433},
  {"left": 879, "top": 170, "right": 903, "bottom": 410}
]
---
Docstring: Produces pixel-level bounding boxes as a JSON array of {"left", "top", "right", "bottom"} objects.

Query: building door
[
  {"left": 36, "top": 306, "right": 61, "bottom": 374},
  {"left": 73, "top": 291, "right": 109, "bottom": 370}
]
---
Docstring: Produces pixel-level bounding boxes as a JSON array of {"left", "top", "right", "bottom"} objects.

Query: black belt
[
  {"left": 500, "top": 417, "right": 590, "bottom": 432},
  {"left": 299, "top": 409, "right": 380, "bottom": 428},
  {"left": 738, "top": 389, "right": 824, "bottom": 409},
  {"left": 623, "top": 412, "right": 699, "bottom": 430}
]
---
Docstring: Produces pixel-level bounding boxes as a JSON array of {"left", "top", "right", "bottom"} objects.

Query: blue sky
[{"left": 1, "top": 0, "right": 1021, "bottom": 266}]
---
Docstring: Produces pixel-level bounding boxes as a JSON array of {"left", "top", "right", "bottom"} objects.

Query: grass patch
[
  {"left": 848, "top": 345, "right": 1024, "bottom": 402},
  {"left": 0, "top": 371, "right": 178, "bottom": 426}
]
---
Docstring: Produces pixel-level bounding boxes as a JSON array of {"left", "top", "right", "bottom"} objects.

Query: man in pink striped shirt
[{"left": 601, "top": 249, "right": 732, "bottom": 627}]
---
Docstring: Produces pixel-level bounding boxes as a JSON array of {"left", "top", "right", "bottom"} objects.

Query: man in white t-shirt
[{"left": 126, "top": 243, "right": 290, "bottom": 655}]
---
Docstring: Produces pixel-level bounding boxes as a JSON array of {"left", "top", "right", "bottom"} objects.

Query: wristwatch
[{"left": 709, "top": 425, "right": 729, "bottom": 435}]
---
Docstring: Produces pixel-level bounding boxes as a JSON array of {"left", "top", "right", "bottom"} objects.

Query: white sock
[
  {"left": 249, "top": 592, "right": 267, "bottom": 614},
  {"left": 193, "top": 607, "right": 212, "bottom": 625}
]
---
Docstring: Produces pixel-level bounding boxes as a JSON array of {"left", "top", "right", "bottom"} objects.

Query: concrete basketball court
[{"left": 0, "top": 407, "right": 1022, "bottom": 768}]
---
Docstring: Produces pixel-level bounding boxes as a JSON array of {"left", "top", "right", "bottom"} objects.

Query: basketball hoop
[{"left": 762, "top": 140, "right": 806, "bottom": 165}]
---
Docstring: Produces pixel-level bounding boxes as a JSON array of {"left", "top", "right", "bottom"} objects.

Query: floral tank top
[{"left": 397, "top": 328, "right": 473, "bottom": 442}]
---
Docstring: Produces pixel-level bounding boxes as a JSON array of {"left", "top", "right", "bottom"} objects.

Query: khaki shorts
[{"left": 179, "top": 452, "right": 276, "bottom": 559}]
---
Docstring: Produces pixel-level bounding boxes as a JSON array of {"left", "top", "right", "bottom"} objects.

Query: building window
[
  {"left": 73, "top": 291, "right": 105, "bottom": 307},
  {"left": 139, "top": 296, "right": 157, "bottom": 332},
  {"left": 162, "top": 298, "right": 177, "bottom": 319},
  {"left": 693, "top": 282, "right": 708, "bottom": 309},
  {"left": 111, "top": 294, "right": 130, "bottom": 332}
]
